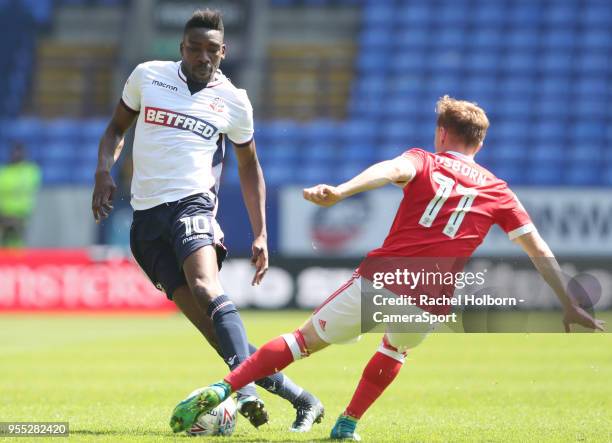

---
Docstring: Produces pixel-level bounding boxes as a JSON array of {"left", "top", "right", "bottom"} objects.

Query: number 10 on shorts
[{"left": 180, "top": 215, "right": 211, "bottom": 236}]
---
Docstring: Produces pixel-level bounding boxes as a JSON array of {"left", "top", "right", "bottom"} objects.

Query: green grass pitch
[{"left": 1, "top": 311, "right": 610, "bottom": 442}]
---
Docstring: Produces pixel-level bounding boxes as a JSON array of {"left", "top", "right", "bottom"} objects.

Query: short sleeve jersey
[
  {"left": 367, "top": 148, "right": 534, "bottom": 258},
  {"left": 121, "top": 61, "right": 254, "bottom": 210}
]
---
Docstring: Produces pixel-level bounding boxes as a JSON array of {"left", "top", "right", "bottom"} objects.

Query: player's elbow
[{"left": 385, "top": 162, "right": 409, "bottom": 183}]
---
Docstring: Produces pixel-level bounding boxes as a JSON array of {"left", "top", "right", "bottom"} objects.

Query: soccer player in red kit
[{"left": 170, "top": 96, "right": 604, "bottom": 439}]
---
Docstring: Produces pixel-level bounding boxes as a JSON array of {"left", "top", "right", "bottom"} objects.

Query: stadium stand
[{"left": 1, "top": 0, "right": 611, "bottom": 186}]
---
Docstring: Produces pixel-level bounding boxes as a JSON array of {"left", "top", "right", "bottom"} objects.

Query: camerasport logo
[{"left": 144, "top": 106, "right": 218, "bottom": 140}]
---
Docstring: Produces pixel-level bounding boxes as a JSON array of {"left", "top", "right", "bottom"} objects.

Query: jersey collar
[{"left": 444, "top": 150, "right": 475, "bottom": 163}]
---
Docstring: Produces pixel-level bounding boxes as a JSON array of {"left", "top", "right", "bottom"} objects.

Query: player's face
[{"left": 180, "top": 28, "right": 226, "bottom": 84}]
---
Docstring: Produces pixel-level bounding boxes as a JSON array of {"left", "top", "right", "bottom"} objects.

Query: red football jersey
[{"left": 367, "top": 148, "right": 534, "bottom": 258}]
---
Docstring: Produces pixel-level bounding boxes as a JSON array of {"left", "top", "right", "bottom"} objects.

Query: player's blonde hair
[{"left": 436, "top": 95, "right": 490, "bottom": 147}]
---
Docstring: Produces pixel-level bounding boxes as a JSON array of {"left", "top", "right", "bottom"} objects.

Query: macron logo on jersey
[
  {"left": 144, "top": 106, "right": 218, "bottom": 140},
  {"left": 151, "top": 80, "right": 178, "bottom": 91}
]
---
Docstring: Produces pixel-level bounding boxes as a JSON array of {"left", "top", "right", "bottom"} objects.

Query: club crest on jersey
[
  {"left": 209, "top": 97, "right": 225, "bottom": 113},
  {"left": 144, "top": 106, "right": 218, "bottom": 140}
]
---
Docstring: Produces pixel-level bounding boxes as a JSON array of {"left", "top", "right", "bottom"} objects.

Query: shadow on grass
[
  {"left": 70, "top": 430, "right": 169, "bottom": 436},
  {"left": 70, "top": 429, "right": 334, "bottom": 441}
]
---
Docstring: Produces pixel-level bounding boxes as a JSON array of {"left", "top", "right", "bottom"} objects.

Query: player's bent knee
[
  {"left": 381, "top": 332, "right": 428, "bottom": 361},
  {"left": 299, "top": 321, "right": 329, "bottom": 354}
]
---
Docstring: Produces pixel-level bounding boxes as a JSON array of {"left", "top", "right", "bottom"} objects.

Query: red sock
[
  {"left": 344, "top": 351, "right": 403, "bottom": 419},
  {"left": 224, "top": 331, "right": 308, "bottom": 392}
]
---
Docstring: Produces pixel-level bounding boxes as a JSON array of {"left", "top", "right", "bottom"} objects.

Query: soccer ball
[{"left": 185, "top": 391, "right": 237, "bottom": 437}]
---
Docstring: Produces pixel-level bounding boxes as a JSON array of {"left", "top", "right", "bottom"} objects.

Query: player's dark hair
[{"left": 184, "top": 9, "right": 224, "bottom": 35}]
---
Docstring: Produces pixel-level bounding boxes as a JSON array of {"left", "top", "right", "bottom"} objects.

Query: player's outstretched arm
[
  {"left": 92, "top": 100, "right": 138, "bottom": 222},
  {"left": 303, "top": 156, "right": 417, "bottom": 207},
  {"left": 234, "top": 139, "right": 268, "bottom": 285},
  {"left": 513, "top": 231, "right": 605, "bottom": 332}
]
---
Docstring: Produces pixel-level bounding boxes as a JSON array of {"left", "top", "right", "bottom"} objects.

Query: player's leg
[
  {"left": 221, "top": 273, "right": 366, "bottom": 393},
  {"left": 173, "top": 282, "right": 323, "bottom": 431},
  {"left": 181, "top": 244, "right": 269, "bottom": 427},
  {"left": 331, "top": 324, "right": 431, "bottom": 441},
  {"left": 172, "top": 285, "right": 220, "bottom": 351},
  {"left": 170, "top": 274, "right": 364, "bottom": 432},
  {"left": 330, "top": 335, "right": 406, "bottom": 441}
]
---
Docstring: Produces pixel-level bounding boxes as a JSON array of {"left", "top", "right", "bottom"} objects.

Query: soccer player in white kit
[{"left": 91, "top": 9, "right": 323, "bottom": 433}]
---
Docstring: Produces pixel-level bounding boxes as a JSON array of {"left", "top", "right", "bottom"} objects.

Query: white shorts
[{"left": 311, "top": 273, "right": 435, "bottom": 354}]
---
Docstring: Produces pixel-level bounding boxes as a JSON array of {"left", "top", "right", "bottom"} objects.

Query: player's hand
[
  {"left": 251, "top": 235, "right": 268, "bottom": 286},
  {"left": 562, "top": 304, "right": 605, "bottom": 332},
  {"left": 92, "top": 170, "right": 117, "bottom": 223},
  {"left": 303, "top": 184, "right": 343, "bottom": 207}
]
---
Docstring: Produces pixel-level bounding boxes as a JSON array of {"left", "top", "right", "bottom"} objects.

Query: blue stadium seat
[
  {"left": 359, "top": 28, "right": 392, "bottom": 50},
  {"left": 568, "top": 144, "right": 599, "bottom": 163},
  {"left": 44, "top": 119, "right": 79, "bottom": 140},
  {"left": 352, "top": 76, "right": 386, "bottom": 96},
  {"left": 570, "top": 121, "right": 606, "bottom": 141},
  {"left": 525, "top": 163, "right": 563, "bottom": 185},
  {"left": 337, "top": 162, "right": 368, "bottom": 182},
  {"left": 464, "top": 51, "right": 499, "bottom": 73},
  {"left": 5, "top": 118, "right": 40, "bottom": 141},
  {"left": 389, "top": 53, "right": 427, "bottom": 73},
  {"left": 538, "top": 52, "right": 573, "bottom": 72},
  {"left": 491, "top": 142, "right": 525, "bottom": 162},
  {"left": 501, "top": 98, "right": 531, "bottom": 118},
  {"left": 381, "top": 120, "right": 415, "bottom": 146},
  {"left": 80, "top": 120, "right": 107, "bottom": 140},
  {"left": 41, "top": 143, "right": 74, "bottom": 162},
  {"left": 492, "top": 163, "right": 526, "bottom": 184},
  {"left": 529, "top": 144, "right": 563, "bottom": 163},
  {"left": 302, "top": 142, "right": 337, "bottom": 162},
  {"left": 545, "top": 3, "right": 577, "bottom": 26},
  {"left": 542, "top": 29, "right": 576, "bottom": 49},
  {"left": 508, "top": 3, "right": 542, "bottom": 26},
  {"left": 434, "top": 29, "right": 466, "bottom": 50},
  {"left": 505, "top": 30, "right": 539, "bottom": 48},
  {"left": 472, "top": 3, "right": 506, "bottom": 23},
  {"left": 301, "top": 120, "right": 339, "bottom": 143},
  {"left": 433, "top": 3, "right": 466, "bottom": 25},
  {"left": 603, "top": 168, "right": 612, "bottom": 186},
  {"left": 580, "top": 29, "right": 611, "bottom": 49},
  {"left": 537, "top": 76, "right": 571, "bottom": 97},
  {"left": 574, "top": 98, "right": 608, "bottom": 118},
  {"left": 340, "top": 144, "right": 375, "bottom": 162},
  {"left": 494, "top": 121, "right": 530, "bottom": 142},
  {"left": 265, "top": 120, "right": 301, "bottom": 142},
  {"left": 582, "top": 3, "right": 612, "bottom": 26},
  {"left": 382, "top": 98, "right": 420, "bottom": 119},
  {"left": 575, "top": 76, "right": 608, "bottom": 97},
  {"left": 300, "top": 164, "right": 330, "bottom": 184},
  {"left": 396, "top": 4, "right": 430, "bottom": 25},
  {"left": 504, "top": 53, "right": 538, "bottom": 73},
  {"left": 577, "top": 51, "right": 609, "bottom": 73},
  {"left": 42, "top": 161, "right": 70, "bottom": 185},
  {"left": 500, "top": 75, "right": 536, "bottom": 95},
  {"left": 532, "top": 122, "right": 566, "bottom": 141},
  {"left": 470, "top": 28, "right": 503, "bottom": 49},
  {"left": 394, "top": 28, "right": 430, "bottom": 49},
  {"left": 338, "top": 120, "right": 377, "bottom": 145},
  {"left": 428, "top": 50, "right": 462, "bottom": 72},
  {"left": 533, "top": 98, "right": 566, "bottom": 119},
  {"left": 566, "top": 166, "right": 599, "bottom": 186}
]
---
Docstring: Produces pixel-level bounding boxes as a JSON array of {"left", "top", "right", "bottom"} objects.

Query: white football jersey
[{"left": 121, "top": 60, "right": 254, "bottom": 211}]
